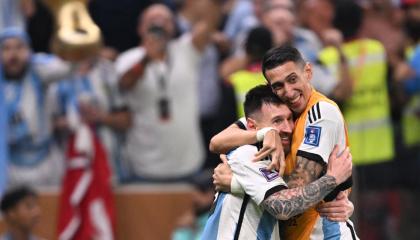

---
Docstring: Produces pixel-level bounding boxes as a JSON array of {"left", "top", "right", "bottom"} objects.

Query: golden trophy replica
[{"left": 43, "top": 0, "right": 101, "bottom": 61}]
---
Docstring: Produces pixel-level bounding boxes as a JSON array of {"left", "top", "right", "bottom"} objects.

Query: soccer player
[
  {"left": 210, "top": 46, "right": 357, "bottom": 239},
  {"left": 201, "top": 85, "right": 352, "bottom": 239}
]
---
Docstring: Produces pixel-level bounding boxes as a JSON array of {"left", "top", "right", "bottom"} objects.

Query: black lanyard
[{"left": 155, "top": 60, "right": 171, "bottom": 122}]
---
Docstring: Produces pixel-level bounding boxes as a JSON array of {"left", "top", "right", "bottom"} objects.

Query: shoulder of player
[
  {"left": 227, "top": 145, "right": 257, "bottom": 164},
  {"left": 306, "top": 101, "right": 342, "bottom": 124},
  {"left": 235, "top": 117, "right": 247, "bottom": 130}
]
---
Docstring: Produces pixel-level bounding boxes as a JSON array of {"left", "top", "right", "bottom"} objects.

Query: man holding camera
[{"left": 115, "top": 3, "right": 221, "bottom": 181}]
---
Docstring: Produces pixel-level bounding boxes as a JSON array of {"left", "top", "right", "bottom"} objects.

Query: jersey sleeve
[
  {"left": 297, "top": 101, "right": 346, "bottom": 165},
  {"left": 234, "top": 117, "right": 248, "bottom": 130},
  {"left": 228, "top": 145, "right": 287, "bottom": 205}
]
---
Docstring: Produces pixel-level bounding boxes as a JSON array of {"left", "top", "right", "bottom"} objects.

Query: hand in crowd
[
  {"left": 317, "top": 191, "right": 354, "bottom": 222},
  {"left": 393, "top": 60, "right": 415, "bottom": 82},
  {"left": 79, "top": 101, "right": 106, "bottom": 125},
  {"left": 253, "top": 129, "right": 285, "bottom": 175},
  {"left": 321, "top": 28, "right": 343, "bottom": 48}
]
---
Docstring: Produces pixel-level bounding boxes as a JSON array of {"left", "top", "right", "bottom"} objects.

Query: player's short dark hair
[
  {"left": 245, "top": 26, "right": 273, "bottom": 62},
  {"left": 244, "top": 85, "right": 285, "bottom": 118},
  {"left": 0, "top": 186, "right": 37, "bottom": 213},
  {"left": 262, "top": 45, "right": 305, "bottom": 81}
]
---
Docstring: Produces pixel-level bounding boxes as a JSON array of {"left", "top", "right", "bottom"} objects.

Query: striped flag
[{"left": 57, "top": 125, "right": 115, "bottom": 240}]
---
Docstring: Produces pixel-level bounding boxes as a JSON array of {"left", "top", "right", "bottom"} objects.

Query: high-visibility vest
[
  {"left": 402, "top": 45, "right": 420, "bottom": 147},
  {"left": 319, "top": 39, "right": 394, "bottom": 165},
  {"left": 228, "top": 67, "right": 266, "bottom": 117},
  {"left": 403, "top": 95, "right": 420, "bottom": 147}
]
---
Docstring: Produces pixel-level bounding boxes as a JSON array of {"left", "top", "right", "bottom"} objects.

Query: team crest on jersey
[
  {"left": 304, "top": 126, "right": 321, "bottom": 146},
  {"left": 259, "top": 168, "right": 279, "bottom": 182}
]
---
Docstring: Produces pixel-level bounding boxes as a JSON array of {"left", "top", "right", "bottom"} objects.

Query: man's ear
[
  {"left": 246, "top": 117, "right": 257, "bottom": 130},
  {"left": 304, "top": 62, "right": 312, "bottom": 82}
]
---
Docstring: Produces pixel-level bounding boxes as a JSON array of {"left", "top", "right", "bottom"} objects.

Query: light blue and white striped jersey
[{"left": 202, "top": 145, "right": 287, "bottom": 240}]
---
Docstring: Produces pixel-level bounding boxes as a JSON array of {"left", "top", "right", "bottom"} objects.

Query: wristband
[{"left": 256, "top": 127, "right": 276, "bottom": 142}]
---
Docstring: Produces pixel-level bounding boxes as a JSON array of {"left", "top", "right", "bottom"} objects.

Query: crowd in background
[{"left": 0, "top": 0, "right": 420, "bottom": 239}]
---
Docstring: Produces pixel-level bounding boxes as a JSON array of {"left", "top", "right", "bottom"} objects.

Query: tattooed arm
[
  {"left": 261, "top": 146, "right": 352, "bottom": 220},
  {"left": 261, "top": 175, "right": 336, "bottom": 220},
  {"left": 285, "top": 156, "right": 325, "bottom": 188}
]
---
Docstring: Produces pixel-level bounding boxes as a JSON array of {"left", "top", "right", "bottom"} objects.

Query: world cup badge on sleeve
[{"left": 304, "top": 126, "right": 321, "bottom": 146}]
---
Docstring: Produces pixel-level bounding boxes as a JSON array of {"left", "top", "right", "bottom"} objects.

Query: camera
[{"left": 147, "top": 25, "right": 167, "bottom": 39}]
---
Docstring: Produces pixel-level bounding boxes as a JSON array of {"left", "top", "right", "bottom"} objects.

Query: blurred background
[{"left": 0, "top": 0, "right": 419, "bottom": 239}]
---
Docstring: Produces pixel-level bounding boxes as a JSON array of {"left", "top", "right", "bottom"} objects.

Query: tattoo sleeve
[
  {"left": 261, "top": 175, "right": 337, "bottom": 220},
  {"left": 286, "top": 156, "right": 325, "bottom": 188}
]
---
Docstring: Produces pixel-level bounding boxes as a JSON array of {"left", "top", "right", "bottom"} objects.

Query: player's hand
[
  {"left": 317, "top": 191, "right": 354, "bottom": 222},
  {"left": 326, "top": 146, "right": 352, "bottom": 184},
  {"left": 253, "top": 129, "right": 285, "bottom": 174},
  {"left": 213, "top": 159, "right": 233, "bottom": 192}
]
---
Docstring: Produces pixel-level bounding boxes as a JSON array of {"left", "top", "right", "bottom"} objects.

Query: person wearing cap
[
  {"left": 0, "top": 27, "right": 71, "bottom": 188},
  {"left": 0, "top": 186, "right": 43, "bottom": 240}
]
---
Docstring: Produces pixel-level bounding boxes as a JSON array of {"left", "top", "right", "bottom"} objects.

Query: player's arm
[
  {"left": 210, "top": 120, "right": 283, "bottom": 171},
  {"left": 261, "top": 146, "right": 352, "bottom": 220},
  {"left": 209, "top": 122, "right": 258, "bottom": 154}
]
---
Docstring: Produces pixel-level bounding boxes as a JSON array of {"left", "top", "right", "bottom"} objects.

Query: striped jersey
[
  {"left": 283, "top": 89, "right": 358, "bottom": 240},
  {"left": 201, "top": 145, "right": 287, "bottom": 240}
]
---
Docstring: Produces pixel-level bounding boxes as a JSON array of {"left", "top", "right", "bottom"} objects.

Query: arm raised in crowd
[{"left": 190, "top": 0, "right": 223, "bottom": 52}]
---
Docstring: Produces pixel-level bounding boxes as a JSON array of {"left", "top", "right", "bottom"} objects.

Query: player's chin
[{"left": 282, "top": 144, "right": 291, "bottom": 155}]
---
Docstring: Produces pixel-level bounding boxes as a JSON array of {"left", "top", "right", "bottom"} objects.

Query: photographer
[{"left": 115, "top": 3, "right": 222, "bottom": 182}]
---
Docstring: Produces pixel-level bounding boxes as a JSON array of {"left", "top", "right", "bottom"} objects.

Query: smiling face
[
  {"left": 248, "top": 102, "right": 294, "bottom": 154},
  {"left": 265, "top": 61, "right": 312, "bottom": 115}
]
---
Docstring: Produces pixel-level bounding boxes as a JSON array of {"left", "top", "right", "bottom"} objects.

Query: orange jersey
[{"left": 283, "top": 89, "right": 350, "bottom": 240}]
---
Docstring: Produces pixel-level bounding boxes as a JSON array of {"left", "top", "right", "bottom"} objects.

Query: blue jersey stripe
[
  {"left": 322, "top": 217, "right": 341, "bottom": 240},
  {"left": 256, "top": 211, "right": 276, "bottom": 240},
  {"left": 201, "top": 193, "right": 226, "bottom": 240}
]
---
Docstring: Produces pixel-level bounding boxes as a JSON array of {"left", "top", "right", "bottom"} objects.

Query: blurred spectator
[
  {"left": 359, "top": 0, "right": 406, "bottom": 68},
  {"left": 318, "top": 1, "right": 396, "bottom": 239},
  {"left": 319, "top": 0, "right": 395, "bottom": 170},
  {"left": 226, "top": 26, "right": 272, "bottom": 118},
  {"left": 295, "top": 0, "right": 354, "bottom": 102},
  {"left": 0, "top": 186, "right": 42, "bottom": 240},
  {"left": 400, "top": 0, "right": 420, "bottom": 153},
  {"left": 115, "top": 3, "right": 221, "bottom": 181},
  {"left": 49, "top": 54, "right": 131, "bottom": 182},
  {"left": 0, "top": 27, "right": 71, "bottom": 188},
  {"left": 171, "top": 170, "right": 214, "bottom": 240},
  {"left": 297, "top": 0, "right": 335, "bottom": 44},
  {"left": 174, "top": 0, "right": 223, "bottom": 170},
  {"left": 222, "top": 0, "right": 260, "bottom": 55},
  {"left": 0, "top": 0, "right": 35, "bottom": 31},
  {"left": 220, "top": 0, "right": 341, "bottom": 98}
]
